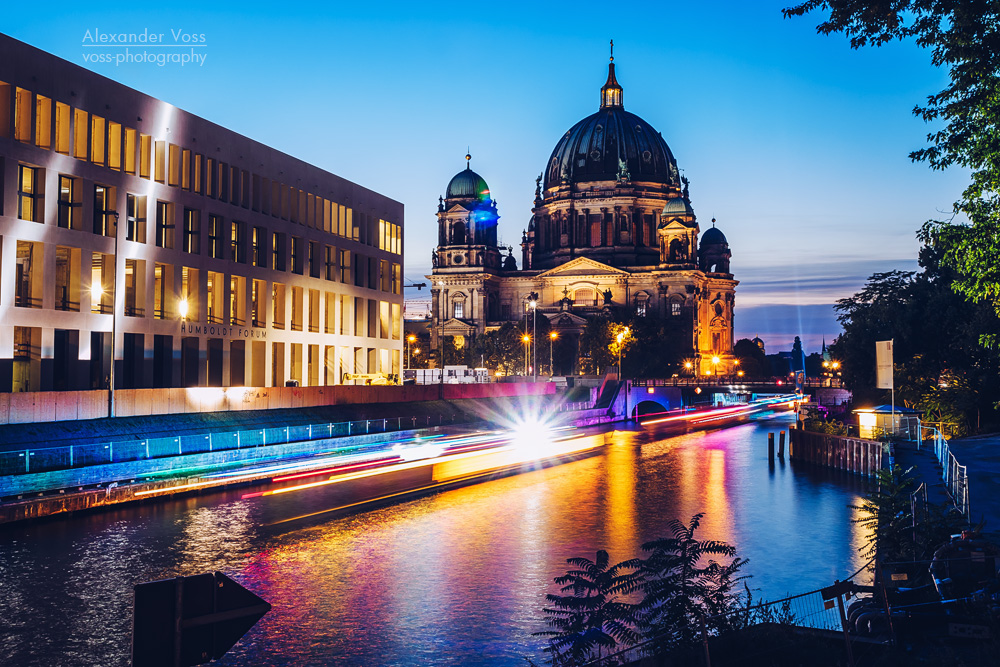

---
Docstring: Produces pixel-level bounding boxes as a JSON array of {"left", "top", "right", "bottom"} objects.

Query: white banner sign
[{"left": 875, "top": 340, "right": 893, "bottom": 390}]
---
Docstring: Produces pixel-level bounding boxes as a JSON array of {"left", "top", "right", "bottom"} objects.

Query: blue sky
[{"left": 3, "top": 1, "right": 968, "bottom": 353}]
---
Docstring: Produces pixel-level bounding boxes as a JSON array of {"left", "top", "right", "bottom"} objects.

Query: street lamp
[
  {"left": 616, "top": 327, "right": 630, "bottom": 377},
  {"left": 107, "top": 210, "right": 120, "bottom": 418},
  {"left": 711, "top": 355, "right": 720, "bottom": 379},
  {"left": 406, "top": 334, "right": 416, "bottom": 369},
  {"left": 549, "top": 331, "right": 557, "bottom": 376},
  {"left": 528, "top": 292, "right": 538, "bottom": 381},
  {"left": 522, "top": 334, "right": 531, "bottom": 375}
]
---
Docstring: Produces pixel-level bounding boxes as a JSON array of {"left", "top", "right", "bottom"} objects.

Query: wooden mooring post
[
  {"left": 768, "top": 432, "right": 775, "bottom": 462},
  {"left": 778, "top": 431, "right": 785, "bottom": 459}
]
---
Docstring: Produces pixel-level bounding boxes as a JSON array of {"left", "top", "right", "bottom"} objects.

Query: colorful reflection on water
[{"left": 0, "top": 415, "right": 867, "bottom": 666}]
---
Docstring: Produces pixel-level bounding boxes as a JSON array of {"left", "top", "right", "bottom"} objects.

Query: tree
[
  {"left": 473, "top": 322, "right": 523, "bottom": 376},
  {"left": 633, "top": 514, "right": 748, "bottom": 651},
  {"left": 535, "top": 550, "right": 641, "bottom": 665},
  {"left": 784, "top": 1, "right": 1000, "bottom": 338},
  {"left": 830, "top": 247, "right": 1000, "bottom": 431},
  {"left": 733, "top": 338, "right": 767, "bottom": 377},
  {"left": 578, "top": 317, "right": 616, "bottom": 375}
]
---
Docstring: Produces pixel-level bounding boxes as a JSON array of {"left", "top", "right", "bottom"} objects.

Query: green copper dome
[{"left": 446, "top": 166, "right": 490, "bottom": 200}]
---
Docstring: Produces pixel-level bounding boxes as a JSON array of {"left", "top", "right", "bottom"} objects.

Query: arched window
[
  {"left": 574, "top": 288, "right": 595, "bottom": 306},
  {"left": 452, "top": 221, "right": 466, "bottom": 245}
]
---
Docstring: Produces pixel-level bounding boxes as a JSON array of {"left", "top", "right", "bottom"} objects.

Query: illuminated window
[
  {"left": 291, "top": 286, "right": 303, "bottom": 331},
  {"left": 168, "top": 144, "right": 180, "bottom": 186},
  {"left": 181, "top": 149, "right": 191, "bottom": 189},
  {"left": 154, "top": 141, "right": 166, "bottom": 183},
  {"left": 126, "top": 194, "right": 147, "bottom": 243},
  {"left": 108, "top": 122, "right": 121, "bottom": 171},
  {"left": 230, "top": 275, "right": 246, "bottom": 326},
  {"left": 291, "top": 236, "right": 303, "bottom": 275},
  {"left": 54, "top": 246, "right": 80, "bottom": 312},
  {"left": 73, "top": 109, "right": 88, "bottom": 159},
  {"left": 139, "top": 134, "right": 152, "bottom": 179},
  {"left": 231, "top": 220, "right": 246, "bottom": 263},
  {"left": 309, "top": 289, "right": 320, "bottom": 333},
  {"left": 15, "top": 241, "right": 42, "bottom": 308},
  {"left": 155, "top": 201, "right": 175, "bottom": 249},
  {"left": 208, "top": 215, "right": 224, "bottom": 259},
  {"left": 454, "top": 301, "right": 464, "bottom": 319},
  {"left": 671, "top": 301, "right": 681, "bottom": 317},
  {"left": 123, "top": 128, "right": 137, "bottom": 174},
  {"left": 14, "top": 87, "right": 31, "bottom": 142},
  {"left": 35, "top": 95, "right": 51, "bottom": 149},
  {"left": 192, "top": 154, "right": 203, "bottom": 193},
  {"left": 325, "top": 245, "right": 336, "bottom": 281},
  {"left": 392, "top": 263, "right": 401, "bottom": 295},
  {"left": 272, "top": 232, "right": 286, "bottom": 271},
  {"left": 183, "top": 209, "right": 200, "bottom": 254},
  {"left": 58, "top": 176, "right": 81, "bottom": 229},
  {"left": 91, "top": 115, "right": 106, "bottom": 166},
  {"left": 55, "top": 102, "right": 70, "bottom": 154},
  {"left": 207, "top": 271, "right": 224, "bottom": 324},
  {"left": 124, "top": 259, "right": 145, "bottom": 317},
  {"left": 93, "top": 184, "right": 116, "bottom": 236},
  {"left": 272, "top": 283, "right": 286, "bottom": 329},
  {"left": 18, "top": 164, "right": 41, "bottom": 222},
  {"left": 252, "top": 226, "right": 266, "bottom": 267},
  {"left": 252, "top": 279, "right": 265, "bottom": 327},
  {"left": 339, "top": 249, "right": 351, "bottom": 283},
  {"left": 181, "top": 267, "right": 199, "bottom": 321}
]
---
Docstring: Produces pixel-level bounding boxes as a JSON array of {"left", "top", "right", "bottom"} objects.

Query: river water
[{"left": 0, "top": 414, "right": 868, "bottom": 666}]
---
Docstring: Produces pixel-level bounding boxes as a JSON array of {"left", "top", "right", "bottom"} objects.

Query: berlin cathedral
[{"left": 427, "top": 52, "right": 738, "bottom": 376}]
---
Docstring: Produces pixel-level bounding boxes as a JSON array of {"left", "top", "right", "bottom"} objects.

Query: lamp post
[
  {"left": 549, "top": 331, "right": 557, "bottom": 376},
  {"left": 108, "top": 210, "right": 120, "bottom": 418},
  {"left": 711, "top": 355, "right": 720, "bottom": 381},
  {"left": 616, "top": 327, "right": 629, "bottom": 377},
  {"left": 529, "top": 292, "right": 538, "bottom": 381},
  {"left": 407, "top": 334, "right": 416, "bottom": 369},
  {"left": 522, "top": 334, "right": 530, "bottom": 375}
]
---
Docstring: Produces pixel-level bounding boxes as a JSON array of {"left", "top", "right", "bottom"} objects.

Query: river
[{"left": 0, "top": 413, "right": 868, "bottom": 666}]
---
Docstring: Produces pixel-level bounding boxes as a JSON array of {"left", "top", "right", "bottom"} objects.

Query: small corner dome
[
  {"left": 701, "top": 227, "right": 728, "bottom": 246},
  {"left": 446, "top": 167, "right": 490, "bottom": 200},
  {"left": 662, "top": 197, "right": 694, "bottom": 217}
]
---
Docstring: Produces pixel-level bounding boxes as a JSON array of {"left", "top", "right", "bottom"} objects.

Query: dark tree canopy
[{"left": 784, "top": 1, "right": 1000, "bottom": 344}]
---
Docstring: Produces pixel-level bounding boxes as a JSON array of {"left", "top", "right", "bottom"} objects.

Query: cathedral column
[
  {"left": 476, "top": 288, "right": 486, "bottom": 334},
  {"left": 430, "top": 288, "right": 441, "bottom": 348}
]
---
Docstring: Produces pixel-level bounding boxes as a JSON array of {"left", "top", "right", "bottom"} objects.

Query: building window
[
  {"left": 272, "top": 283, "right": 286, "bottom": 329},
  {"left": 124, "top": 128, "right": 137, "bottom": 174},
  {"left": 339, "top": 249, "right": 351, "bottom": 283},
  {"left": 252, "top": 279, "right": 265, "bottom": 327},
  {"left": 272, "top": 232, "right": 286, "bottom": 271},
  {"left": 18, "top": 165, "right": 41, "bottom": 222},
  {"left": 636, "top": 299, "right": 647, "bottom": 317},
  {"left": 15, "top": 241, "right": 42, "bottom": 308},
  {"left": 58, "top": 175, "right": 81, "bottom": 229},
  {"left": 54, "top": 246, "right": 80, "bottom": 311},
  {"left": 126, "top": 194, "right": 147, "bottom": 243},
  {"left": 139, "top": 134, "right": 152, "bottom": 179},
  {"left": 253, "top": 226, "right": 266, "bottom": 267},
  {"left": 183, "top": 209, "right": 200, "bottom": 254},
  {"left": 124, "top": 259, "right": 144, "bottom": 316},
  {"left": 93, "top": 185, "right": 116, "bottom": 236},
  {"left": 35, "top": 95, "right": 52, "bottom": 149},
  {"left": 207, "top": 271, "right": 224, "bottom": 323},
  {"left": 231, "top": 220, "right": 246, "bottom": 263},
  {"left": 454, "top": 301, "right": 464, "bottom": 319},
  {"left": 230, "top": 275, "right": 245, "bottom": 326},
  {"left": 671, "top": 301, "right": 682, "bottom": 317},
  {"left": 291, "top": 236, "right": 303, "bottom": 275},
  {"left": 291, "top": 286, "right": 303, "bottom": 331},
  {"left": 208, "top": 215, "right": 224, "bottom": 259},
  {"left": 309, "top": 241, "right": 321, "bottom": 278},
  {"left": 325, "top": 246, "right": 336, "bottom": 281},
  {"left": 155, "top": 201, "right": 175, "bottom": 249}
]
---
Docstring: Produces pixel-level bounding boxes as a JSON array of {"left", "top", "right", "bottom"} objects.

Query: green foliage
[
  {"left": 578, "top": 315, "right": 692, "bottom": 377},
  {"left": 829, "top": 248, "right": 1000, "bottom": 432},
  {"left": 850, "top": 465, "right": 967, "bottom": 563},
  {"left": 535, "top": 550, "right": 641, "bottom": 665},
  {"left": 804, "top": 418, "right": 851, "bottom": 436},
  {"left": 474, "top": 322, "right": 525, "bottom": 376},
  {"left": 733, "top": 338, "right": 768, "bottom": 378},
  {"left": 783, "top": 1, "right": 1000, "bottom": 323},
  {"left": 535, "top": 514, "right": 747, "bottom": 665}
]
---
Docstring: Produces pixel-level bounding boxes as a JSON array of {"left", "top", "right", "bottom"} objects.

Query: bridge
[{"left": 624, "top": 377, "right": 847, "bottom": 417}]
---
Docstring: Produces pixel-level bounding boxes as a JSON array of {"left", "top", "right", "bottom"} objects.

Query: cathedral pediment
[
  {"left": 546, "top": 311, "right": 589, "bottom": 327},
  {"left": 658, "top": 218, "right": 692, "bottom": 233},
  {"left": 446, "top": 203, "right": 471, "bottom": 214},
  {"left": 535, "top": 257, "right": 630, "bottom": 278},
  {"left": 440, "top": 318, "right": 476, "bottom": 333}
]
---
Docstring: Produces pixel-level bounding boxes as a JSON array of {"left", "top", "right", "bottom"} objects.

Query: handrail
[{"left": 920, "top": 424, "right": 970, "bottom": 519}]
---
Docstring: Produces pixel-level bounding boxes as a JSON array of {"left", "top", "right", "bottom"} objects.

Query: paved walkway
[
  {"left": 891, "top": 440, "right": 953, "bottom": 508},
  {"left": 945, "top": 433, "right": 1000, "bottom": 539}
]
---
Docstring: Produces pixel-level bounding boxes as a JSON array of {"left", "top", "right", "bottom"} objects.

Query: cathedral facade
[{"left": 428, "top": 55, "right": 738, "bottom": 376}]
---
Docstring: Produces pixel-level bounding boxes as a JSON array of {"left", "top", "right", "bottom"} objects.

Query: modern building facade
[
  {"left": 428, "top": 55, "right": 738, "bottom": 375},
  {"left": 0, "top": 34, "right": 403, "bottom": 392}
]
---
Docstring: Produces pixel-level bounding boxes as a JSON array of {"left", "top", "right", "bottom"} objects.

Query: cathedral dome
[
  {"left": 543, "top": 63, "right": 679, "bottom": 189},
  {"left": 662, "top": 196, "right": 694, "bottom": 218},
  {"left": 447, "top": 164, "right": 490, "bottom": 200},
  {"left": 701, "top": 226, "right": 728, "bottom": 246}
]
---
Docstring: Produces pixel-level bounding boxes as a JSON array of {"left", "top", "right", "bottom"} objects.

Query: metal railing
[
  {"left": 0, "top": 413, "right": 466, "bottom": 477},
  {"left": 578, "top": 559, "right": 874, "bottom": 667},
  {"left": 921, "top": 424, "right": 970, "bottom": 518},
  {"left": 631, "top": 376, "right": 842, "bottom": 388}
]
